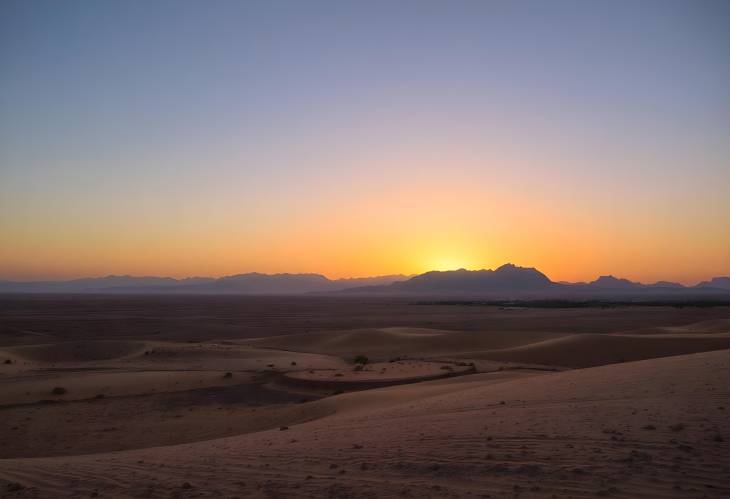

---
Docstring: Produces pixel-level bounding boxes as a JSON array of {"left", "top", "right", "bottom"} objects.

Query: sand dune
[
  {"left": 625, "top": 318, "right": 730, "bottom": 335},
  {"left": 6, "top": 340, "right": 146, "bottom": 363},
  {"left": 245, "top": 327, "right": 566, "bottom": 360},
  {"left": 281, "top": 360, "right": 477, "bottom": 392},
  {"left": 1, "top": 299, "right": 728, "bottom": 498},
  {"left": 1, "top": 349, "right": 728, "bottom": 497},
  {"left": 246, "top": 325, "right": 730, "bottom": 369},
  {"left": 0, "top": 370, "right": 262, "bottom": 406},
  {"left": 457, "top": 332, "right": 730, "bottom": 367},
  {"left": 125, "top": 342, "right": 349, "bottom": 371}
]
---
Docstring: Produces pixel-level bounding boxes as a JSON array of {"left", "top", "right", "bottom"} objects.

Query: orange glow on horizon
[
  {"left": 1, "top": 172, "right": 728, "bottom": 286},
  {"left": 1, "top": 141, "right": 727, "bottom": 286}
]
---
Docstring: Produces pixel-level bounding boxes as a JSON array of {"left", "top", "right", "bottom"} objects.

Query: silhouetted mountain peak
[
  {"left": 221, "top": 273, "right": 329, "bottom": 282},
  {"left": 649, "top": 281, "right": 684, "bottom": 288},
  {"left": 696, "top": 276, "right": 730, "bottom": 290},
  {"left": 590, "top": 275, "right": 640, "bottom": 288},
  {"left": 380, "top": 264, "right": 553, "bottom": 294}
]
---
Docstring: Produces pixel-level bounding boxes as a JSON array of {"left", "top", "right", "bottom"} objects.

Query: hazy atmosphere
[{"left": 2, "top": 0, "right": 729, "bottom": 283}]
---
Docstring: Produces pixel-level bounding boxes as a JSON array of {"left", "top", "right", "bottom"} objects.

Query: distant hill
[
  {"left": 582, "top": 275, "right": 642, "bottom": 290},
  {"left": 0, "top": 273, "right": 409, "bottom": 295},
  {"left": 346, "top": 264, "right": 554, "bottom": 296},
  {"left": 0, "top": 275, "right": 179, "bottom": 294},
  {"left": 172, "top": 273, "right": 411, "bottom": 294},
  {"left": 695, "top": 277, "right": 730, "bottom": 290},
  {"left": 648, "top": 281, "right": 685, "bottom": 289}
]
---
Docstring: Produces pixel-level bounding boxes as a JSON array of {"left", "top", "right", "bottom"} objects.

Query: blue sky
[{"left": 1, "top": 0, "right": 728, "bottom": 282}]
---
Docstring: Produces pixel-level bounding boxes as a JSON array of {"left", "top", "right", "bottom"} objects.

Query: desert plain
[{"left": 0, "top": 295, "right": 728, "bottom": 498}]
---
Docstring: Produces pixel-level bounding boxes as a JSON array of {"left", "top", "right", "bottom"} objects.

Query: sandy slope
[
  {"left": 246, "top": 326, "right": 730, "bottom": 368},
  {"left": 0, "top": 341, "right": 351, "bottom": 458},
  {"left": 457, "top": 332, "right": 730, "bottom": 367},
  {"left": 245, "top": 327, "right": 567, "bottom": 360},
  {"left": 0, "top": 341, "right": 348, "bottom": 401},
  {"left": 1, "top": 341, "right": 348, "bottom": 371},
  {"left": 1, "top": 349, "right": 728, "bottom": 498},
  {"left": 6, "top": 341, "right": 146, "bottom": 363},
  {"left": 622, "top": 318, "right": 730, "bottom": 335}
]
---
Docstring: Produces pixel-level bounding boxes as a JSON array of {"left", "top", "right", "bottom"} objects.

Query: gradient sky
[{"left": 1, "top": 0, "right": 729, "bottom": 284}]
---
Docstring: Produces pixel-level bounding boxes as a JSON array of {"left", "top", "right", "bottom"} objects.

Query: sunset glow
[{"left": 1, "top": 1, "right": 728, "bottom": 285}]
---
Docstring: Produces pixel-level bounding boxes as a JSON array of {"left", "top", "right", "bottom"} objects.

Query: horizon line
[{"left": 1, "top": 263, "right": 727, "bottom": 288}]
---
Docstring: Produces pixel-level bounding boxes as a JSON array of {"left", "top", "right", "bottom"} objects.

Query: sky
[{"left": 1, "top": 0, "right": 729, "bottom": 284}]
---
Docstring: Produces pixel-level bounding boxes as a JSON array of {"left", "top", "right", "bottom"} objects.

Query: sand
[
  {"left": 0, "top": 296, "right": 728, "bottom": 497},
  {"left": 1, "top": 349, "right": 728, "bottom": 497}
]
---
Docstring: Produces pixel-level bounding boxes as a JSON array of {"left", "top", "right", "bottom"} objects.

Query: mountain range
[
  {"left": 0, "top": 264, "right": 728, "bottom": 297},
  {"left": 0, "top": 273, "right": 409, "bottom": 295},
  {"left": 342, "top": 264, "right": 730, "bottom": 297}
]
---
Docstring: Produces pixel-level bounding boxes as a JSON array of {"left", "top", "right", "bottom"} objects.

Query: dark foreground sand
[{"left": 0, "top": 296, "right": 728, "bottom": 498}]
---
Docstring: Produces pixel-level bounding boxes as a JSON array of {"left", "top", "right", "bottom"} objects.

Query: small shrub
[
  {"left": 6, "top": 482, "right": 24, "bottom": 492},
  {"left": 353, "top": 355, "right": 369, "bottom": 365},
  {"left": 51, "top": 386, "right": 67, "bottom": 395},
  {"left": 4, "top": 359, "right": 11, "bottom": 364},
  {"left": 223, "top": 372, "right": 233, "bottom": 379},
  {"left": 670, "top": 423, "right": 686, "bottom": 432}
]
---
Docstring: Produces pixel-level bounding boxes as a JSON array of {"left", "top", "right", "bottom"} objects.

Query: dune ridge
[{"left": 247, "top": 326, "right": 730, "bottom": 368}]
